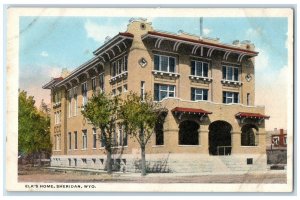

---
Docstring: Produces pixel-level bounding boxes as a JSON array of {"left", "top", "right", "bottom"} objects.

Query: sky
[{"left": 19, "top": 16, "right": 289, "bottom": 130}]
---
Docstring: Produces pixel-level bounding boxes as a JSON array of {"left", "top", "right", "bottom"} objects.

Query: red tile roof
[
  {"left": 146, "top": 31, "right": 258, "bottom": 55},
  {"left": 172, "top": 107, "right": 212, "bottom": 114},
  {"left": 235, "top": 112, "right": 270, "bottom": 119}
]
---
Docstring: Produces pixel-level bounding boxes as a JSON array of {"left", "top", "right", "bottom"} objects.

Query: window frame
[
  {"left": 81, "top": 82, "right": 88, "bottom": 106},
  {"left": 223, "top": 91, "right": 239, "bottom": 104},
  {"left": 73, "top": 87, "right": 78, "bottom": 116},
  {"left": 92, "top": 128, "right": 97, "bottom": 149},
  {"left": 154, "top": 54, "right": 176, "bottom": 73},
  {"left": 82, "top": 130, "right": 87, "bottom": 150},
  {"left": 191, "top": 88, "right": 208, "bottom": 101},
  {"left": 91, "top": 77, "right": 97, "bottom": 92},
  {"left": 222, "top": 65, "right": 239, "bottom": 82},
  {"left": 191, "top": 60, "right": 209, "bottom": 77},
  {"left": 154, "top": 83, "right": 176, "bottom": 101},
  {"left": 74, "top": 131, "right": 78, "bottom": 150}
]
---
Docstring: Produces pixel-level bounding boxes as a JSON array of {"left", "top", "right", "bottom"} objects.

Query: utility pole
[{"left": 200, "top": 17, "right": 203, "bottom": 36}]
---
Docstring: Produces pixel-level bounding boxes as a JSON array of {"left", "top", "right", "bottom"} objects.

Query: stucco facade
[{"left": 43, "top": 19, "right": 269, "bottom": 173}]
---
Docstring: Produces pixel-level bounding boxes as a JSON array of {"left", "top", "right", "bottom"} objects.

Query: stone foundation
[{"left": 51, "top": 153, "right": 267, "bottom": 174}]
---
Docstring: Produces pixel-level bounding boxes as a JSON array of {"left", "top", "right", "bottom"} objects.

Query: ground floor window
[
  {"left": 241, "top": 124, "right": 258, "bottom": 146},
  {"left": 82, "top": 130, "right": 87, "bottom": 149},
  {"left": 155, "top": 120, "right": 164, "bottom": 145},
  {"left": 179, "top": 120, "right": 199, "bottom": 145}
]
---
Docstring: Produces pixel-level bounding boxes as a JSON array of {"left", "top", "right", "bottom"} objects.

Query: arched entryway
[
  {"left": 209, "top": 120, "right": 232, "bottom": 155},
  {"left": 179, "top": 120, "right": 200, "bottom": 145},
  {"left": 241, "top": 124, "right": 258, "bottom": 146}
]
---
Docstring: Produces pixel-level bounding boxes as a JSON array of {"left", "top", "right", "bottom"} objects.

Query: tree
[
  {"left": 81, "top": 92, "right": 119, "bottom": 174},
  {"left": 18, "top": 90, "right": 52, "bottom": 165},
  {"left": 120, "top": 92, "right": 162, "bottom": 176}
]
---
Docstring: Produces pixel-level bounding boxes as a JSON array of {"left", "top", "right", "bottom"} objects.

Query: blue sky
[{"left": 19, "top": 16, "right": 289, "bottom": 130}]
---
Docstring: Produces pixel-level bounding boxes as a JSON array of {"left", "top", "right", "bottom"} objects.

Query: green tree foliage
[
  {"left": 120, "top": 92, "right": 162, "bottom": 176},
  {"left": 18, "top": 90, "right": 51, "bottom": 165},
  {"left": 81, "top": 92, "right": 119, "bottom": 174}
]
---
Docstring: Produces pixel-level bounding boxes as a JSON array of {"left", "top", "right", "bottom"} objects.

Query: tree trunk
[
  {"left": 106, "top": 149, "right": 112, "bottom": 174},
  {"left": 141, "top": 145, "right": 146, "bottom": 176}
]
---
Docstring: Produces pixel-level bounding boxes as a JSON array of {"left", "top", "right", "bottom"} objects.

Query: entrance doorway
[{"left": 209, "top": 120, "right": 232, "bottom": 155}]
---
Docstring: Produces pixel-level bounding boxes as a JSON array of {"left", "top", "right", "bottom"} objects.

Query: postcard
[{"left": 6, "top": 7, "right": 294, "bottom": 192}]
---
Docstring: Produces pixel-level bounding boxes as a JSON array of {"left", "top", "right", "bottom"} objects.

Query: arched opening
[
  {"left": 241, "top": 124, "right": 258, "bottom": 146},
  {"left": 209, "top": 120, "right": 232, "bottom": 155},
  {"left": 155, "top": 120, "right": 164, "bottom": 146},
  {"left": 179, "top": 120, "right": 199, "bottom": 145}
]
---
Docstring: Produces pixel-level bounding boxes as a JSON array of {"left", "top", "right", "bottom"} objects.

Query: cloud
[
  {"left": 203, "top": 28, "right": 212, "bottom": 35},
  {"left": 246, "top": 27, "right": 263, "bottom": 39},
  {"left": 84, "top": 20, "right": 127, "bottom": 43},
  {"left": 40, "top": 51, "right": 48, "bottom": 57},
  {"left": 255, "top": 48, "right": 270, "bottom": 72}
]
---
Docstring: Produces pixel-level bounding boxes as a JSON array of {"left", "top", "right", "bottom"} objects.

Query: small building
[{"left": 42, "top": 18, "right": 269, "bottom": 173}]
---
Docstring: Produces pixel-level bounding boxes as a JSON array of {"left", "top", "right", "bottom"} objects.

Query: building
[
  {"left": 266, "top": 128, "right": 287, "bottom": 150},
  {"left": 42, "top": 18, "right": 270, "bottom": 173}
]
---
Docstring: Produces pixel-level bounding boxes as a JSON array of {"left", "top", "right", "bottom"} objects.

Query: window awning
[
  {"left": 235, "top": 112, "right": 270, "bottom": 119},
  {"left": 172, "top": 107, "right": 212, "bottom": 115}
]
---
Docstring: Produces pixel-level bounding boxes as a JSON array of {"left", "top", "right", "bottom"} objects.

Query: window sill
[
  {"left": 189, "top": 75, "right": 212, "bottom": 82},
  {"left": 240, "top": 145, "right": 259, "bottom": 148},
  {"left": 111, "top": 146, "right": 128, "bottom": 149},
  {"left": 152, "top": 70, "right": 180, "bottom": 78},
  {"left": 109, "top": 71, "right": 128, "bottom": 83},
  {"left": 53, "top": 150, "right": 62, "bottom": 152},
  {"left": 178, "top": 145, "right": 201, "bottom": 147},
  {"left": 81, "top": 149, "right": 87, "bottom": 151},
  {"left": 152, "top": 145, "right": 165, "bottom": 148},
  {"left": 221, "top": 80, "right": 242, "bottom": 86},
  {"left": 92, "top": 148, "right": 97, "bottom": 150}
]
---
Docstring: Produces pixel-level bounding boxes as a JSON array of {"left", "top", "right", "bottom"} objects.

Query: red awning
[
  {"left": 172, "top": 107, "right": 212, "bottom": 115},
  {"left": 235, "top": 112, "right": 270, "bottom": 119}
]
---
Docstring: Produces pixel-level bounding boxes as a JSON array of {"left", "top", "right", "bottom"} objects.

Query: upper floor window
[
  {"left": 154, "top": 54, "right": 176, "bottom": 73},
  {"left": 191, "top": 88, "right": 208, "bottom": 101},
  {"left": 67, "top": 89, "right": 72, "bottom": 118},
  {"left": 191, "top": 60, "right": 209, "bottom": 77},
  {"left": 154, "top": 83, "right": 176, "bottom": 101},
  {"left": 54, "top": 111, "right": 61, "bottom": 125},
  {"left": 73, "top": 87, "right": 78, "bottom": 116},
  {"left": 222, "top": 65, "right": 239, "bottom": 81},
  {"left": 82, "top": 130, "right": 87, "bottom": 149},
  {"left": 53, "top": 91, "right": 61, "bottom": 104},
  {"left": 111, "top": 55, "right": 128, "bottom": 77},
  {"left": 92, "top": 77, "right": 97, "bottom": 92},
  {"left": 81, "top": 82, "right": 87, "bottom": 106},
  {"left": 223, "top": 91, "right": 239, "bottom": 104},
  {"left": 99, "top": 73, "right": 104, "bottom": 92}
]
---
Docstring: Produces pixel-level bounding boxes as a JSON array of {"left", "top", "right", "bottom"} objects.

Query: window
[
  {"left": 154, "top": 84, "right": 176, "bottom": 101},
  {"left": 68, "top": 132, "right": 72, "bottom": 150},
  {"left": 93, "top": 128, "right": 97, "bottom": 149},
  {"left": 222, "top": 65, "right": 239, "bottom": 81},
  {"left": 272, "top": 136, "right": 280, "bottom": 145},
  {"left": 99, "top": 73, "right": 104, "bottom": 92},
  {"left": 155, "top": 120, "right": 164, "bottom": 146},
  {"left": 82, "top": 82, "right": 87, "bottom": 106},
  {"left": 191, "top": 88, "right": 208, "bottom": 101},
  {"left": 73, "top": 87, "right": 78, "bottom": 116},
  {"left": 112, "top": 89, "right": 116, "bottom": 96},
  {"left": 111, "top": 55, "right": 128, "bottom": 77},
  {"left": 100, "top": 131, "right": 106, "bottom": 148},
  {"left": 82, "top": 130, "right": 87, "bottom": 149},
  {"left": 54, "top": 111, "right": 61, "bottom": 125},
  {"left": 154, "top": 55, "right": 176, "bottom": 73},
  {"left": 118, "top": 125, "right": 127, "bottom": 147},
  {"left": 284, "top": 136, "right": 287, "bottom": 145},
  {"left": 117, "top": 87, "right": 122, "bottom": 95},
  {"left": 124, "top": 56, "right": 128, "bottom": 72},
  {"left": 141, "top": 81, "right": 145, "bottom": 100},
  {"left": 55, "top": 134, "right": 61, "bottom": 150},
  {"left": 53, "top": 91, "right": 62, "bottom": 104},
  {"left": 67, "top": 89, "right": 72, "bottom": 118},
  {"left": 92, "top": 77, "right": 97, "bottom": 92},
  {"left": 223, "top": 91, "right": 239, "bottom": 104},
  {"left": 247, "top": 93, "right": 250, "bottom": 106},
  {"left": 74, "top": 131, "right": 78, "bottom": 149},
  {"left": 191, "top": 60, "right": 209, "bottom": 77},
  {"left": 123, "top": 84, "right": 128, "bottom": 92}
]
